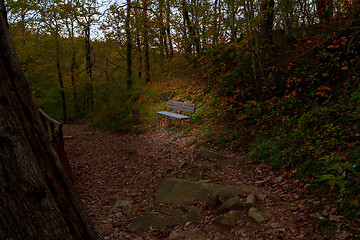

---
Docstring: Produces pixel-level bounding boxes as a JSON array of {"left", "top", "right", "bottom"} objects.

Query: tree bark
[
  {"left": 66, "top": 19, "right": 79, "bottom": 119},
  {"left": 54, "top": 31, "right": 67, "bottom": 122},
  {"left": 84, "top": 22, "right": 94, "bottom": 112},
  {"left": 259, "top": 0, "right": 275, "bottom": 47},
  {"left": 126, "top": 0, "right": 132, "bottom": 90},
  {"left": 0, "top": 2, "right": 102, "bottom": 239},
  {"left": 316, "top": 0, "right": 333, "bottom": 23},
  {"left": 182, "top": 0, "right": 201, "bottom": 56},
  {"left": 158, "top": 0, "right": 168, "bottom": 61},
  {"left": 165, "top": 0, "right": 173, "bottom": 58},
  {"left": 143, "top": 0, "right": 150, "bottom": 83}
]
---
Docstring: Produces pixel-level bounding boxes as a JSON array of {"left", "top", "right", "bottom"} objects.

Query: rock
[
  {"left": 110, "top": 199, "right": 133, "bottom": 214},
  {"left": 186, "top": 206, "right": 203, "bottom": 221},
  {"left": 129, "top": 212, "right": 173, "bottom": 232},
  {"left": 172, "top": 209, "right": 187, "bottom": 225},
  {"left": 216, "top": 154, "right": 248, "bottom": 167},
  {"left": 98, "top": 222, "right": 113, "bottom": 236},
  {"left": 142, "top": 203, "right": 154, "bottom": 212},
  {"left": 155, "top": 178, "right": 221, "bottom": 204},
  {"left": 156, "top": 178, "right": 267, "bottom": 208},
  {"left": 210, "top": 185, "right": 252, "bottom": 205},
  {"left": 194, "top": 141, "right": 207, "bottom": 149},
  {"left": 168, "top": 229, "right": 182, "bottom": 239},
  {"left": 85, "top": 132, "right": 94, "bottom": 135},
  {"left": 214, "top": 210, "right": 243, "bottom": 226},
  {"left": 246, "top": 194, "right": 256, "bottom": 207},
  {"left": 258, "top": 193, "right": 267, "bottom": 201},
  {"left": 197, "top": 149, "right": 228, "bottom": 160},
  {"left": 63, "top": 136, "right": 73, "bottom": 140},
  {"left": 216, "top": 197, "right": 245, "bottom": 214},
  {"left": 248, "top": 207, "right": 266, "bottom": 223}
]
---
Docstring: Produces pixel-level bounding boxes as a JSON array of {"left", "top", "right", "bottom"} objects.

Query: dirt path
[{"left": 63, "top": 124, "right": 352, "bottom": 239}]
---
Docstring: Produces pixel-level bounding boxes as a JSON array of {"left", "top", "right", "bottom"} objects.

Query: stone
[
  {"left": 172, "top": 209, "right": 187, "bottom": 225},
  {"left": 63, "top": 136, "right": 73, "bottom": 139},
  {"left": 110, "top": 199, "right": 133, "bottom": 214},
  {"left": 258, "top": 193, "right": 267, "bottom": 201},
  {"left": 186, "top": 206, "right": 203, "bottom": 221},
  {"left": 246, "top": 194, "right": 256, "bottom": 207},
  {"left": 155, "top": 178, "right": 221, "bottom": 204},
  {"left": 168, "top": 229, "right": 182, "bottom": 239},
  {"left": 98, "top": 222, "right": 113, "bottom": 236},
  {"left": 142, "top": 203, "right": 154, "bottom": 212},
  {"left": 214, "top": 210, "right": 243, "bottom": 226},
  {"left": 248, "top": 207, "right": 266, "bottom": 223},
  {"left": 156, "top": 178, "right": 267, "bottom": 209},
  {"left": 197, "top": 149, "right": 228, "bottom": 160},
  {"left": 216, "top": 155, "right": 248, "bottom": 167},
  {"left": 216, "top": 197, "right": 245, "bottom": 214},
  {"left": 129, "top": 212, "right": 173, "bottom": 232}
]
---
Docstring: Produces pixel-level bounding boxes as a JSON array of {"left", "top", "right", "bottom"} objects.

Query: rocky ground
[{"left": 63, "top": 124, "right": 357, "bottom": 239}]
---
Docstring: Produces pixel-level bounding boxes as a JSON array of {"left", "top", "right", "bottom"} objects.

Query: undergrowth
[{"left": 137, "top": 22, "right": 360, "bottom": 219}]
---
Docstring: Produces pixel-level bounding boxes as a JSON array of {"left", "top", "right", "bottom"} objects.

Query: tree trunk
[
  {"left": 212, "top": 0, "right": 219, "bottom": 45},
  {"left": 165, "top": 0, "right": 174, "bottom": 58},
  {"left": 134, "top": 0, "right": 143, "bottom": 80},
  {"left": 143, "top": 0, "right": 150, "bottom": 83},
  {"left": 137, "top": 36, "right": 143, "bottom": 79},
  {"left": 158, "top": 0, "right": 168, "bottom": 61},
  {"left": 84, "top": 22, "right": 94, "bottom": 112},
  {"left": 316, "top": 0, "right": 333, "bottom": 23},
  {"left": 229, "top": 1, "right": 237, "bottom": 43},
  {"left": 244, "top": 0, "right": 258, "bottom": 83},
  {"left": 182, "top": 0, "right": 201, "bottom": 56},
  {"left": 259, "top": 0, "right": 275, "bottom": 47},
  {"left": 0, "top": 2, "right": 102, "bottom": 239},
  {"left": 126, "top": 0, "right": 132, "bottom": 90},
  {"left": 66, "top": 19, "right": 79, "bottom": 119},
  {"left": 54, "top": 31, "right": 67, "bottom": 122}
]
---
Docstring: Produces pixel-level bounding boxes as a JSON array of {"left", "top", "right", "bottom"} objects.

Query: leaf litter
[{"left": 63, "top": 124, "right": 358, "bottom": 239}]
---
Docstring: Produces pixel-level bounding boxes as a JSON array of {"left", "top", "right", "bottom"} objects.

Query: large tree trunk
[{"left": 0, "top": 2, "right": 102, "bottom": 239}]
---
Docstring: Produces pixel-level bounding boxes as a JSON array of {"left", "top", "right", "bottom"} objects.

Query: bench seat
[
  {"left": 156, "top": 101, "right": 196, "bottom": 128},
  {"left": 156, "top": 111, "right": 191, "bottom": 120}
]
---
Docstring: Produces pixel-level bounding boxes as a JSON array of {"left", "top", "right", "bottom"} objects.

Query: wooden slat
[
  {"left": 167, "top": 101, "right": 196, "bottom": 113},
  {"left": 157, "top": 111, "right": 191, "bottom": 119}
]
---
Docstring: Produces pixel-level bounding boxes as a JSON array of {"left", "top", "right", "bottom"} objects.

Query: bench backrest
[{"left": 167, "top": 100, "right": 196, "bottom": 113}]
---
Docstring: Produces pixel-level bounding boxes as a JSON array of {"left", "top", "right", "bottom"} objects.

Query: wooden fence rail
[{"left": 38, "top": 109, "right": 73, "bottom": 183}]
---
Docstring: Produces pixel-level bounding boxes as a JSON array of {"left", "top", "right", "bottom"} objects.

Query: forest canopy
[{"left": 5, "top": 0, "right": 360, "bottom": 219}]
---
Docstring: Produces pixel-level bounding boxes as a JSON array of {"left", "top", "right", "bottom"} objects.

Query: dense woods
[{"left": 2, "top": 0, "right": 360, "bottom": 235}]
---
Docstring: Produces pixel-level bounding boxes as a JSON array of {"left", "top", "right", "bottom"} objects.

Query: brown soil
[{"left": 63, "top": 124, "right": 355, "bottom": 240}]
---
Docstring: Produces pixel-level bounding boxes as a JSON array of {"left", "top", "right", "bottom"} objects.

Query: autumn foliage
[{"left": 6, "top": 0, "right": 360, "bottom": 221}]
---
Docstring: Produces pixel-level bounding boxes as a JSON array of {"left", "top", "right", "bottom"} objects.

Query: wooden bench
[{"left": 157, "top": 100, "right": 196, "bottom": 127}]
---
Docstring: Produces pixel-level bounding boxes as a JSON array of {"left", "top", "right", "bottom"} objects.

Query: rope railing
[{"left": 38, "top": 108, "right": 73, "bottom": 183}]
